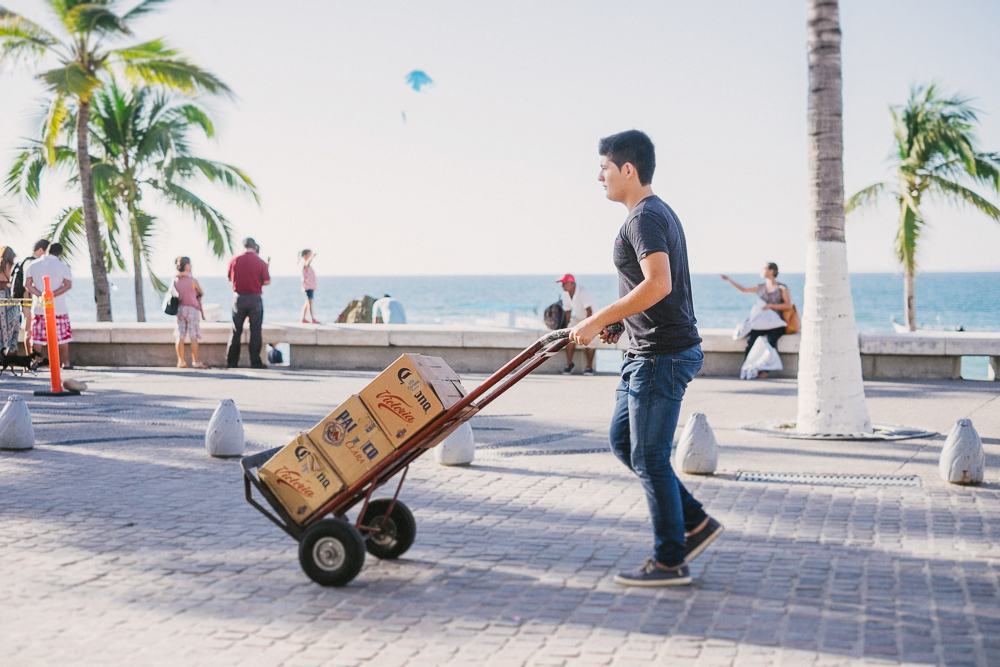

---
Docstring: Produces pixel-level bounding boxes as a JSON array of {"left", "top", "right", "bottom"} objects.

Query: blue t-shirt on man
[{"left": 613, "top": 195, "right": 701, "bottom": 354}]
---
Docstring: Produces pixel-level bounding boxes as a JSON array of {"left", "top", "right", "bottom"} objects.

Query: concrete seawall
[{"left": 58, "top": 323, "right": 1000, "bottom": 380}]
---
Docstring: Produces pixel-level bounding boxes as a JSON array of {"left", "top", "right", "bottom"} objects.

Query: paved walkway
[{"left": 0, "top": 367, "right": 997, "bottom": 666}]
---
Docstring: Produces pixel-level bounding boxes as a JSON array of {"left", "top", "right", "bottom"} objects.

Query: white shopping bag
[
  {"left": 732, "top": 298, "right": 786, "bottom": 340},
  {"left": 740, "top": 336, "right": 783, "bottom": 380}
]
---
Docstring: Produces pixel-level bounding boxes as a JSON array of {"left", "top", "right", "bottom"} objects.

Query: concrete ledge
[{"left": 57, "top": 323, "right": 1000, "bottom": 380}]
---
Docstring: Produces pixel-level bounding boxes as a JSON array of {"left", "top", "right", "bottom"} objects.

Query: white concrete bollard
[
  {"left": 0, "top": 395, "right": 35, "bottom": 451},
  {"left": 674, "top": 412, "right": 718, "bottom": 474},
  {"left": 939, "top": 419, "right": 985, "bottom": 485},
  {"left": 434, "top": 422, "right": 475, "bottom": 466},
  {"left": 205, "top": 399, "right": 245, "bottom": 458}
]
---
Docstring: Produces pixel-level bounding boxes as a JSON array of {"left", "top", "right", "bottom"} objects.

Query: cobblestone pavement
[{"left": 0, "top": 368, "right": 998, "bottom": 666}]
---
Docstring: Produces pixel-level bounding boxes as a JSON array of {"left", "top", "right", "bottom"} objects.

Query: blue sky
[{"left": 1, "top": 0, "right": 999, "bottom": 277}]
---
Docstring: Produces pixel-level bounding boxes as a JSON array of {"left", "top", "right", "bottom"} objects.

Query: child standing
[{"left": 300, "top": 249, "right": 320, "bottom": 324}]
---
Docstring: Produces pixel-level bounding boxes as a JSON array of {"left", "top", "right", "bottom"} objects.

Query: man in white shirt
[
  {"left": 25, "top": 242, "right": 74, "bottom": 369},
  {"left": 557, "top": 274, "right": 597, "bottom": 375},
  {"left": 373, "top": 294, "right": 407, "bottom": 324}
]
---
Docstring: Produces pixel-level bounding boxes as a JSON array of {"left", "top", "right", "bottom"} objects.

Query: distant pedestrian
[
  {"left": 557, "top": 274, "right": 597, "bottom": 375},
  {"left": 226, "top": 238, "right": 270, "bottom": 369},
  {"left": 0, "top": 246, "right": 19, "bottom": 355},
  {"left": 722, "top": 263, "right": 793, "bottom": 378},
  {"left": 570, "top": 130, "right": 723, "bottom": 586},
  {"left": 172, "top": 256, "right": 207, "bottom": 369},
  {"left": 24, "top": 242, "right": 73, "bottom": 369},
  {"left": 300, "top": 249, "right": 320, "bottom": 324},
  {"left": 10, "top": 239, "right": 48, "bottom": 354},
  {"left": 373, "top": 294, "right": 406, "bottom": 324}
]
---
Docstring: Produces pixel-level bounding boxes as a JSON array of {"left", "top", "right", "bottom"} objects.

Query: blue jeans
[{"left": 610, "top": 344, "right": 708, "bottom": 567}]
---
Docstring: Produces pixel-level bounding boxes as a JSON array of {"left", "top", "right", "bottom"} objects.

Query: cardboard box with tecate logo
[
  {"left": 257, "top": 432, "right": 345, "bottom": 524},
  {"left": 358, "top": 354, "right": 467, "bottom": 447}
]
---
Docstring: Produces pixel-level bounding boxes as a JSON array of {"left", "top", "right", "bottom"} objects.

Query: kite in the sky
[{"left": 405, "top": 70, "right": 433, "bottom": 92}]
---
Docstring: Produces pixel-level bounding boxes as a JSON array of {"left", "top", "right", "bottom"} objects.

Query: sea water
[{"left": 63, "top": 272, "right": 999, "bottom": 377}]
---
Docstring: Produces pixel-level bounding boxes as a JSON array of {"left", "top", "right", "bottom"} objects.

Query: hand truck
[{"left": 241, "top": 325, "right": 621, "bottom": 586}]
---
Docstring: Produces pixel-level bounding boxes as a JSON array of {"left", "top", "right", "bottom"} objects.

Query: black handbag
[{"left": 163, "top": 289, "right": 179, "bottom": 316}]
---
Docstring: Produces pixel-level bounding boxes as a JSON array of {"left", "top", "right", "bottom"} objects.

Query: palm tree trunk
[
  {"left": 131, "top": 225, "right": 146, "bottom": 322},
  {"left": 904, "top": 267, "right": 916, "bottom": 331},
  {"left": 75, "top": 99, "right": 113, "bottom": 322},
  {"left": 795, "top": 0, "right": 873, "bottom": 435}
]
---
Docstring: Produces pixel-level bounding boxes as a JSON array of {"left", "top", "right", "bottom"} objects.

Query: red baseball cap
[{"left": 556, "top": 274, "right": 575, "bottom": 284}]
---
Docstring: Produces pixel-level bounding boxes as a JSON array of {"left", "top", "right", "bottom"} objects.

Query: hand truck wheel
[
  {"left": 360, "top": 498, "right": 417, "bottom": 559},
  {"left": 298, "top": 518, "right": 366, "bottom": 586}
]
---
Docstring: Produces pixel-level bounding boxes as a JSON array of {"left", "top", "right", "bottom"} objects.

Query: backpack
[
  {"left": 544, "top": 300, "right": 566, "bottom": 330},
  {"left": 267, "top": 345, "right": 283, "bottom": 365},
  {"left": 10, "top": 257, "right": 31, "bottom": 300}
]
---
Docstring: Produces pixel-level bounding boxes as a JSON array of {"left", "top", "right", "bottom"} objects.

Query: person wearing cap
[
  {"left": 557, "top": 274, "right": 597, "bottom": 375},
  {"left": 226, "top": 238, "right": 270, "bottom": 369}
]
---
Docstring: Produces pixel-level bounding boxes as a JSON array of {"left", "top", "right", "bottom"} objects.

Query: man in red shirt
[{"left": 226, "top": 238, "right": 270, "bottom": 368}]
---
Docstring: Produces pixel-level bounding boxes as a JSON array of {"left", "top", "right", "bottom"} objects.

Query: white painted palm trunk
[{"left": 795, "top": 240, "right": 873, "bottom": 435}]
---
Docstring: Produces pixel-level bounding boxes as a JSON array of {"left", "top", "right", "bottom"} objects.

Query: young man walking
[{"left": 569, "top": 130, "right": 723, "bottom": 586}]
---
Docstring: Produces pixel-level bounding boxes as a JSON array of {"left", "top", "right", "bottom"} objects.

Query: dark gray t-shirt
[{"left": 613, "top": 195, "right": 701, "bottom": 354}]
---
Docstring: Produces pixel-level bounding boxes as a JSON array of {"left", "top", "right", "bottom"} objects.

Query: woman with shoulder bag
[
  {"left": 721, "top": 262, "right": 799, "bottom": 378},
  {"left": 172, "top": 256, "right": 207, "bottom": 368}
]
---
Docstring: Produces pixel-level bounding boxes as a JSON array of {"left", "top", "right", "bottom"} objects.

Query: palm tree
[
  {"left": 847, "top": 85, "right": 1000, "bottom": 331},
  {"left": 0, "top": 1, "right": 230, "bottom": 321},
  {"left": 795, "top": 0, "right": 873, "bottom": 436},
  {"left": 6, "top": 81, "right": 258, "bottom": 321}
]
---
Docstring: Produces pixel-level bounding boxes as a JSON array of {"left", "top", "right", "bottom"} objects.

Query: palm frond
[
  {"left": 0, "top": 205, "right": 17, "bottom": 228},
  {"left": 114, "top": 39, "right": 232, "bottom": 96},
  {"left": 132, "top": 209, "right": 167, "bottom": 293},
  {"left": 926, "top": 175, "right": 1000, "bottom": 221},
  {"left": 168, "top": 157, "right": 260, "bottom": 203},
  {"left": 894, "top": 200, "right": 923, "bottom": 273},
  {"left": 41, "top": 93, "right": 69, "bottom": 164},
  {"left": 6, "top": 140, "right": 78, "bottom": 200},
  {"left": 39, "top": 62, "right": 102, "bottom": 99},
  {"left": 64, "top": 4, "right": 129, "bottom": 36},
  {"left": 164, "top": 103, "right": 214, "bottom": 137},
  {"left": 123, "top": 0, "right": 169, "bottom": 21},
  {"left": 845, "top": 182, "right": 887, "bottom": 215},
  {"left": 0, "top": 10, "right": 59, "bottom": 64},
  {"left": 48, "top": 205, "right": 87, "bottom": 261},
  {"left": 155, "top": 181, "right": 234, "bottom": 256}
]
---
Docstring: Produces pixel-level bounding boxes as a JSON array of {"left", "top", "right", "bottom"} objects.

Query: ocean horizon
[{"left": 62, "top": 271, "right": 999, "bottom": 331}]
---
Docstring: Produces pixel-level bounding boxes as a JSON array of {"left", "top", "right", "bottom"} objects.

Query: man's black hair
[
  {"left": 34, "top": 239, "right": 50, "bottom": 252},
  {"left": 598, "top": 130, "right": 656, "bottom": 186},
  {"left": 767, "top": 262, "right": 779, "bottom": 277},
  {"left": 48, "top": 242, "right": 64, "bottom": 257},
  {"left": 243, "top": 237, "right": 257, "bottom": 250}
]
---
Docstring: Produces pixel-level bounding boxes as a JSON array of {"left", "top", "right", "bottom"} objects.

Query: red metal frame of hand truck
[{"left": 242, "top": 327, "right": 579, "bottom": 543}]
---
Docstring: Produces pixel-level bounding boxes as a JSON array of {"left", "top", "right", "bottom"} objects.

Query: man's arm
[
  {"left": 52, "top": 279, "right": 72, "bottom": 297},
  {"left": 569, "top": 252, "right": 672, "bottom": 346},
  {"left": 261, "top": 262, "right": 271, "bottom": 286},
  {"left": 25, "top": 276, "right": 39, "bottom": 297}
]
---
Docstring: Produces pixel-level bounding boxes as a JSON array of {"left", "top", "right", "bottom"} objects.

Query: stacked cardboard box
[{"left": 257, "top": 354, "right": 467, "bottom": 525}]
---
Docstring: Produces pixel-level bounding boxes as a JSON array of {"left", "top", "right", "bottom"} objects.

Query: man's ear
[{"left": 622, "top": 162, "right": 636, "bottom": 180}]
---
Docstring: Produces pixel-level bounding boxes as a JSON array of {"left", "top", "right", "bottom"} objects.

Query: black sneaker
[
  {"left": 684, "top": 516, "right": 724, "bottom": 564},
  {"left": 614, "top": 559, "right": 691, "bottom": 587},
  {"left": 561, "top": 363, "right": 575, "bottom": 375},
  {"left": 583, "top": 367, "right": 595, "bottom": 376}
]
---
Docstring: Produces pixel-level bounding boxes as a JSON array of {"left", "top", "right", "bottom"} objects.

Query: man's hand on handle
[{"left": 570, "top": 317, "right": 624, "bottom": 347}]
